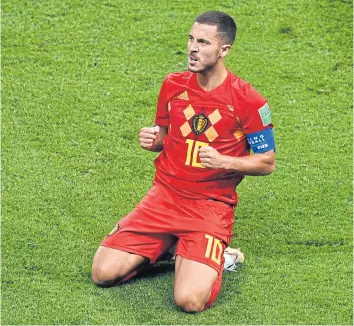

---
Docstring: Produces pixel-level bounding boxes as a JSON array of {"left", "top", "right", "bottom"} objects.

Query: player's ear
[{"left": 220, "top": 44, "right": 231, "bottom": 58}]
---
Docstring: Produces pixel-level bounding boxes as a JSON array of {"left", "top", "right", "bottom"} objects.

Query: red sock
[
  {"left": 116, "top": 263, "right": 149, "bottom": 285},
  {"left": 204, "top": 270, "right": 223, "bottom": 310}
]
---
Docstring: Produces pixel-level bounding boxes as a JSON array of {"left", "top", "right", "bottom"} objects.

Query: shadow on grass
[
  {"left": 135, "top": 261, "right": 175, "bottom": 280},
  {"left": 108, "top": 261, "right": 176, "bottom": 286}
]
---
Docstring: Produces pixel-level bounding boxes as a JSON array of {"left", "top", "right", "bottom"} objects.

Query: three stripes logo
[{"left": 178, "top": 91, "right": 189, "bottom": 100}]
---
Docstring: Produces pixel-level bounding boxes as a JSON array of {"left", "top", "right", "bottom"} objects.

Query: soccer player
[{"left": 92, "top": 11, "right": 275, "bottom": 312}]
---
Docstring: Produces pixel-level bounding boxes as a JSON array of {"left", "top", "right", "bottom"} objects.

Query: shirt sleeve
[
  {"left": 154, "top": 77, "right": 170, "bottom": 127},
  {"left": 239, "top": 83, "right": 273, "bottom": 134}
]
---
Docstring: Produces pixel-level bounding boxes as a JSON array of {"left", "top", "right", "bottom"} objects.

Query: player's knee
[
  {"left": 174, "top": 291, "right": 206, "bottom": 313},
  {"left": 91, "top": 265, "right": 117, "bottom": 287}
]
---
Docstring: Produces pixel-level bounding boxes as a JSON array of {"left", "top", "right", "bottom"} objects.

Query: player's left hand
[{"left": 199, "top": 146, "right": 225, "bottom": 169}]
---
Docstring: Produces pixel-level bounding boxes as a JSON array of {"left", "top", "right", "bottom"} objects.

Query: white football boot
[{"left": 223, "top": 247, "right": 245, "bottom": 271}]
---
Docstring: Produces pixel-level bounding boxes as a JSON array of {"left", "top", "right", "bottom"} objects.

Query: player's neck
[{"left": 197, "top": 63, "right": 228, "bottom": 92}]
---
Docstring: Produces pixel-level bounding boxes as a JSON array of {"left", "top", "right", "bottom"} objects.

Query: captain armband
[{"left": 246, "top": 127, "right": 276, "bottom": 153}]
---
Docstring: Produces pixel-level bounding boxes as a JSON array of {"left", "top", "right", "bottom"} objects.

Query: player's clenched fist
[
  {"left": 139, "top": 126, "right": 160, "bottom": 149},
  {"left": 199, "top": 146, "right": 226, "bottom": 169}
]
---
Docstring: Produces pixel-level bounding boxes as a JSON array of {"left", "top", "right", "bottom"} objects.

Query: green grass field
[{"left": 2, "top": 0, "right": 353, "bottom": 324}]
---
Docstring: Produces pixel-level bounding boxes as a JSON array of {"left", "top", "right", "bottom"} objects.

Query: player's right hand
[{"left": 139, "top": 126, "right": 160, "bottom": 149}]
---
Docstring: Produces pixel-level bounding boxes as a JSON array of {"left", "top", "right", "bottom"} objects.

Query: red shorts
[{"left": 101, "top": 182, "right": 234, "bottom": 273}]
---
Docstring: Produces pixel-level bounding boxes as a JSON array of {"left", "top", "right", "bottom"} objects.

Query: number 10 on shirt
[{"left": 185, "top": 139, "right": 209, "bottom": 168}]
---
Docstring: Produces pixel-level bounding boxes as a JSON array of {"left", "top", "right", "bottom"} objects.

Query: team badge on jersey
[{"left": 192, "top": 113, "right": 209, "bottom": 135}]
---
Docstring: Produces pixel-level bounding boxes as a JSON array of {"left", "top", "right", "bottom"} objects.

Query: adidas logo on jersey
[{"left": 178, "top": 91, "right": 189, "bottom": 100}]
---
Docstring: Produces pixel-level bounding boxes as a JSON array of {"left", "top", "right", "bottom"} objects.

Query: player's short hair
[{"left": 195, "top": 11, "right": 237, "bottom": 45}]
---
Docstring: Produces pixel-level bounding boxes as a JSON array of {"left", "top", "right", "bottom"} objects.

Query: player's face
[{"left": 187, "top": 23, "right": 225, "bottom": 73}]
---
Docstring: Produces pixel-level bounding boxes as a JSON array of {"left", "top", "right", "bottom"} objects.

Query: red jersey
[{"left": 154, "top": 70, "right": 272, "bottom": 205}]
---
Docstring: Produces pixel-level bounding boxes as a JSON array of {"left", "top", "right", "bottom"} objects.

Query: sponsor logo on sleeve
[
  {"left": 246, "top": 127, "right": 275, "bottom": 153},
  {"left": 258, "top": 103, "right": 271, "bottom": 126},
  {"left": 248, "top": 133, "right": 269, "bottom": 150},
  {"left": 108, "top": 223, "right": 120, "bottom": 236}
]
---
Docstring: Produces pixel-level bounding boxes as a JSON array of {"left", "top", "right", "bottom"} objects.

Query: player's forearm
[
  {"left": 144, "top": 141, "right": 164, "bottom": 152},
  {"left": 220, "top": 151, "right": 275, "bottom": 176}
]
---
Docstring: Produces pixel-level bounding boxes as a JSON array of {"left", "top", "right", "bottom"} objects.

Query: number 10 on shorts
[{"left": 204, "top": 234, "right": 223, "bottom": 265}]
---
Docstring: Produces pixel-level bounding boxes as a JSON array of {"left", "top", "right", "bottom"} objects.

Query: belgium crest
[{"left": 192, "top": 113, "right": 209, "bottom": 135}]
